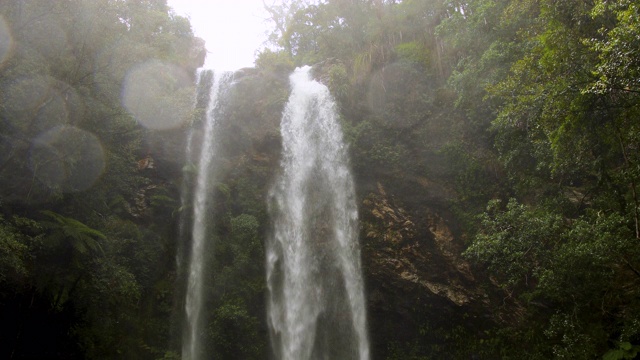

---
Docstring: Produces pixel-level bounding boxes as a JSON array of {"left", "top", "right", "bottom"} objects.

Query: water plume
[
  {"left": 182, "top": 70, "right": 233, "bottom": 360},
  {"left": 267, "top": 66, "right": 370, "bottom": 360}
]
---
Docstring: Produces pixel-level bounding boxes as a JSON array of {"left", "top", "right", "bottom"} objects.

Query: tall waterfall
[
  {"left": 182, "top": 70, "right": 233, "bottom": 360},
  {"left": 266, "top": 66, "right": 370, "bottom": 360}
]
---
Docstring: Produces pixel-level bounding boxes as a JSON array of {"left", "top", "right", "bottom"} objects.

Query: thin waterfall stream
[
  {"left": 182, "top": 70, "right": 233, "bottom": 360},
  {"left": 267, "top": 66, "right": 370, "bottom": 360}
]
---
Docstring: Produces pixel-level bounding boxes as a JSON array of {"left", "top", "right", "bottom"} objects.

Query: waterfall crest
[
  {"left": 267, "top": 66, "right": 370, "bottom": 360},
  {"left": 182, "top": 70, "right": 233, "bottom": 360}
]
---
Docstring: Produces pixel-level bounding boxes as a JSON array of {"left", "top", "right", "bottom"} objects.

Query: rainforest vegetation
[{"left": 1, "top": 0, "right": 639, "bottom": 359}]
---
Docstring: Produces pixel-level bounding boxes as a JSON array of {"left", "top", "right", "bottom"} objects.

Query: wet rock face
[
  {"left": 360, "top": 182, "right": 490, "bottom": 357},
  {"left": 362, "top": 182, "right": 479, "bottom": 306}
]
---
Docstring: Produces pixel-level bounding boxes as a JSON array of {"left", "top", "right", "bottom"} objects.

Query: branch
[
  {"left": 623, "top": 257, "right": 640, "bottom": 279},
  {"left": 616, "top": 127, "right": 640, "bottom": 239}
]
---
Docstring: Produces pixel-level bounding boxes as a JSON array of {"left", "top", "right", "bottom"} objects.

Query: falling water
[
  {"left": 267, "top": 66, "right": 370, "bottom": 360},
  {"left": 182, "top": 70, "right": 233, "bottom": 360}
]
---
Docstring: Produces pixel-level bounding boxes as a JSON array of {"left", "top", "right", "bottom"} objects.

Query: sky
[{"left": 167, "top": 0, "right": 276, "bottom": 71}]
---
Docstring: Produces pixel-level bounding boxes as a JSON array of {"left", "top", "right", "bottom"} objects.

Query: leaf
[{"left": 603, "top": 349, "right": 624, "bottom": 360}]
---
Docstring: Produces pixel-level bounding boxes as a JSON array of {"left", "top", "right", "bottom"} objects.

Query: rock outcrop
[{"left": 358, "top": 181, "right": 492, "bottom": 356}]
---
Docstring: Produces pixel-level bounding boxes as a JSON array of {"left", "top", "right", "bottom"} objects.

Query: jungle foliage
[
  {"left": 259, "top": 0, "right": 640, "bottom": 358},
  {"left": 0, "top": 0, "right": 198, "bottom": 358},
  {"left": 1, "top": 0, "right": 639, "bottom": 359}
]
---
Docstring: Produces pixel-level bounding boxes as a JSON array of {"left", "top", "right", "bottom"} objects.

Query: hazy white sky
[{"left": 167, "top": 0, "right": 275, "bottom": 70}]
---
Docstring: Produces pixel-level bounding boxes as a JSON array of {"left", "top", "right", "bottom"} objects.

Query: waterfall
[
  {"left": 182, "top": 69, "right": 233, "bottom": 360},
  {"left": 266, "top": 66, "right": 370, "bottom": 360}
]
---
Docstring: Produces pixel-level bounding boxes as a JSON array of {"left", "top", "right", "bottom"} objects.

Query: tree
[{"left": 0, "top": 0, "right": 199, "bottom": 358}]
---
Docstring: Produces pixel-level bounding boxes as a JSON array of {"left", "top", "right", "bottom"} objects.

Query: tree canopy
[{"left": 1, "top": 0, "right": 639, "bottom": 358}]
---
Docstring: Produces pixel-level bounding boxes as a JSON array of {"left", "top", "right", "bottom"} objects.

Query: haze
[{"left": 167, "top": 0, "right": 273, "bottom": 70}]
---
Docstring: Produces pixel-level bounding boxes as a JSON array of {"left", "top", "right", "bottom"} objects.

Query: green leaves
[
  {"left": 0, "top": 0, "right": 201, "bottom": 357},
  {"left": 209, "top": 301, "right": 263, "bottom": 359},
  {"left": 40, "top": 210, "right": 105, "bottom": 255},
  {"left": 465, "top": 199, "right": 563, "bottom": 290},
  {"left": 603, "top": 342, "right": 640, "bottom": 360},
  {"left": 467, "top": 197, "right": 640, "bottom": 356},
  {"left": 588, "top": 0, "right": 640, "bottom": 95},
  {"left": 0, "top": 215, "right": 33, "bottom": 285}
]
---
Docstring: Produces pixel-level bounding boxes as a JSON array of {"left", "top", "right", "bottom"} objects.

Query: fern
[{"left": 41, "top": 210, "right": 105, "bottom": 255}]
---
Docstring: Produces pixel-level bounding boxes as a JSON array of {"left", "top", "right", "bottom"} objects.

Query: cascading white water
[
  {"left": 182, "top": 70, "right": 233, "bottom": 360},
  {"left": 267, "top": 66, "right": 370, "bottom": 360}
]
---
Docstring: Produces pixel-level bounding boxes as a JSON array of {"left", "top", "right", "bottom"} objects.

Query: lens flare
[
  {"left": 1, "top": 76, "right": 53, "bottom": 132},
  {"left": 32, "top": 90, "right": 68, "bottom": 132},
  {"left": 122, "top": 61, "right": 192, "bottom": 130},
  {"left": 29, "top": 126, "right": 105, "bottom": 192},
  {"left": 95, "top": 38, "right": 138, "bottom": 95},
  {"left": 1, "top": 77, "right": 84, "bottom": 134}
]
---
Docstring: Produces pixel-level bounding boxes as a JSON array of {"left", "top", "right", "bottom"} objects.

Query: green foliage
[
  {"left": 0, "top": 0, "right": 637, "bottom": 357},
  {"left": 209, "top": 301, "right": 263, "bottom": 358},
  {"left": 433, "top": 0, "right": 640, "bottom": 356},
  {"left": 326, "top": 62, "right": 349, "bottom": 102},
  {"left": 40, "top": 210, "right": 106, "bottom": 255},
  {"left": 466, "top": 197, "right": 640, "bottom": 356},
  {"left": 0, "top": 215, "right": 34, "bottom": 285},
  {"left": 255, "top": 48, "right": 295, "bottom": 73},
  {"left": 440, "top": 143, "right": 501, "bottom": 204},
  {"left": 588, "top": 0, "right": 640, "bottom": 95},
  {"left": 198, "top": 210, "right": 267, "bottom": 358},
  {"left": 395, "top": 41, "right": 430, "bottom": 68},
  {"left": 0, "top": 0, "right": 199, "bottom": 357},
  {"left": 465, "top": 199, "right": 563, "bottom": 290},
  {"left": 603, "top": 342, "right": 640, "bottom": 360}
]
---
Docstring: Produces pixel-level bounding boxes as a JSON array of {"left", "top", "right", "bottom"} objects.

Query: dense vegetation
[
  {"left": 258, "top": 0, "right": 640, "bottom": 358},
  {"left": 0, "top": 0, "right": 199, "bottom": 358},
  {"left": 1, "top": 0, "right": 639, "bottom": 359}
]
